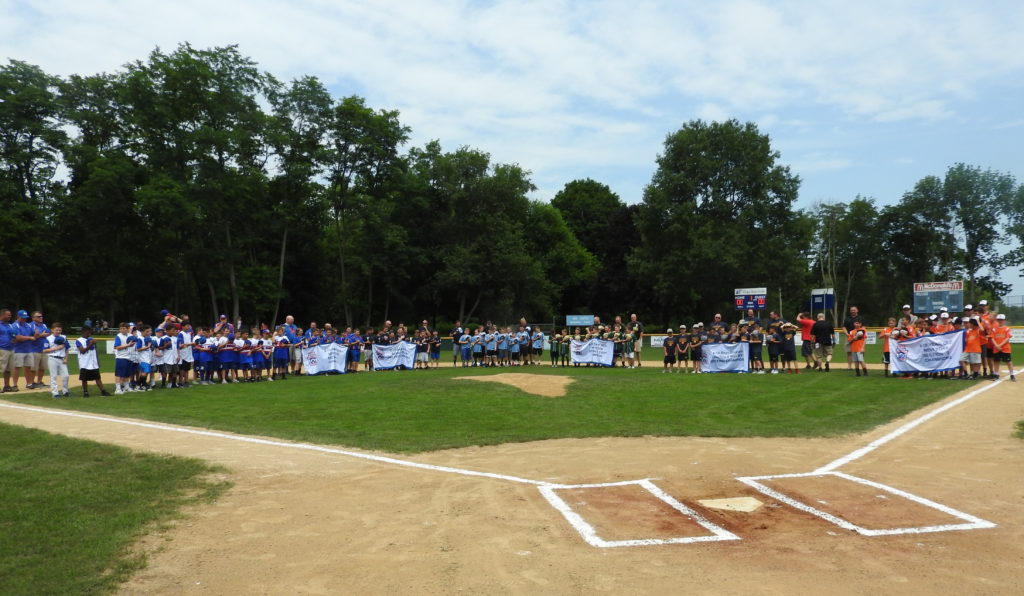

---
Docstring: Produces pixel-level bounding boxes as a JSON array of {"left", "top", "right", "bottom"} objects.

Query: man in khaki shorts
[
  {"left": 629, "top": 314, "right": 645, "bottom": 367},
  {"left": 810, "top": 313, "right": 835, "bottom": 372},
  {"left": 11, "top": 310, "right": 38, "bottom": 390},
  {"left": 0, "top": 308, "right": 15, "bottom": 392}
]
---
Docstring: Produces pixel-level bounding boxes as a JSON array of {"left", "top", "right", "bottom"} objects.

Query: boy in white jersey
[
  {"left": 76, "top": 326, "right": 110, "bottom": 397},
  {"left": 42, "top": 322, "right": 70, "bottom": 398},
  {"left": 136, "top": 325, "right": 155, "bottom": 390},
  {"left": 178, "top": 323, "right": 195, "bottom": 386},
  {"left": 112, "top": 323, "right": 137, "bottom": 394},
  {"left": 165, "top": 326, "right": 182, "bottom": 387}
]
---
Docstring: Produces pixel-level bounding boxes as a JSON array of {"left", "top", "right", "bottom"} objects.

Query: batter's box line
[
  {"left": 736, "top": 471, "right": 996, "bottom": 536},
  {"left": 538, "top": 478, "right": 740, "bottom": 548}
]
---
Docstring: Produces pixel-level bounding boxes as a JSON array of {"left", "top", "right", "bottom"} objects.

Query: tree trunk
[
  {"left": 271, "top": 227, "right": 288, "bottom": 327},
  {"left": 464, "top": 291, "right": 482, "bottom": 323},
  {"left": 226, "top": 227, "right": 240, "bottom": 323},
  {"left": 365, "top": 267, "right": 373, "bottom": 328},
  {"left": 208, "top": 280, "right": 218, "bottom": 324}
]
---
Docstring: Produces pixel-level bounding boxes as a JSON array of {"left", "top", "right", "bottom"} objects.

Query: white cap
[
  {"left": 697, "top": 322, "right": 704, "bottom": 327},
  {"left": 939, "top": 307, "right": 948, "bottom": 312},
  {"left": 929, "top": 314, "right": 937, "bottom": 321},
  {"left": 902, "top": 304, "right": 911, "bottom": 309},
  {"left": 667, "top": 328, "right": 673, "bottom": 333},
  {"left": 964, "top": 304, "right": 973, "bottom": 310},
  {"left": 940, "top": 312, "right": 949, "bottom": 318},
  {"left": 979, "top": 300, "right": 988, "bottom": 306},
  {"left": 996, "top": 314, "right": 1006, "bottom": 320},
  {"left": 679, "top": 324, "right": 687, "bottom": 329}
]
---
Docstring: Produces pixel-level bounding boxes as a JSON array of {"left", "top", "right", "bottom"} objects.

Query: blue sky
[{"left": 4, "top": 0, "right": 1023, "bottom": 294}]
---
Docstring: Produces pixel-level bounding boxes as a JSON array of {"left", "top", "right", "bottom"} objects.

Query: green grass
[
  {"left": 1016, "top": 420, "right": 1024, "bottom": 440},
  {"left": 5, "top": 365, "right": 978, "bottom": 454},
  {"left": 0, "top": 422, "right": 229, "bottom": 595}
]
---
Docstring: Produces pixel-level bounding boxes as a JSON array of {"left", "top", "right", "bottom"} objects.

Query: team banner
[
  {"left": 373, "top": 341, "right": 417, "bottom": 370},
  {"left": 889, "top": 329, "right": 964, "bottom": 373},
  {"left": 570, "top": 339, "right": 615, "bottom": 367},
  {"left": 303, "top": 343, "right": 349, "bottom": 375},
  {"left": 701, "top": 342, "right": 750, "bottom": 373}
]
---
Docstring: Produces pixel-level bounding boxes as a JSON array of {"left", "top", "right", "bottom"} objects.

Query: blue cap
[
  {"left": 220, "top": 314, "right": 227, "bottom": 319},
  {"left": 160, "top": 309, "right": 170, "bottom": 316},
  {"left": 16, "top": 310, "right": 28, "bottom": 319},
  {"left": 261, "top": 329, "right": 270, "bottom": 334}
]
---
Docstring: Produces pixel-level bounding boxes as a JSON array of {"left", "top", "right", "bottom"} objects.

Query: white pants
[{"left": 48, "top": 357, "right": 69, "bottom": 394}]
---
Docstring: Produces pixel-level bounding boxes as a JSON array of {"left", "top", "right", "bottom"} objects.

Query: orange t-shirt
[
  {"left": 881, "top": 327, "right": 894, "bottom": 353},
  {"left": 849, "top": 328, "right": 866, "bottom": 353},
  {"left": 932, "top": 324, "right": 952, "bottom": 334},
  {"left": 990, "top": 325, "right": 1012, "bottom": 353},
  {"left": 964, "top": 328, "right": 983, "bottom": 353}
]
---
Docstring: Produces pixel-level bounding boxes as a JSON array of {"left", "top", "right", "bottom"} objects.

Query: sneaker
[
  {"left": 268, "top": 377, "right": 274, "bottom": 382},
  {"left": 52, "top": 393, "right": 61, "bottom": 399},
  {"left": 100, "top": 390, "right": 111, "bottom": 396},
  {"left": 82, "top": 392, "right": 90, "bottom": 398},
  {"left": 114, "top": 389, "right": 124, "bottom": 395},
  {"left": 62, "top": 391, "right": 70, "bottom": 397}
]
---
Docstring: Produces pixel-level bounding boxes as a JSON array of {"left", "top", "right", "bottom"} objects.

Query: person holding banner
[
  {"left": 880, "top": 318, "right": 896, "bottom": 376},
  {"left": 989, "top": 314, "right": 1015, "bottom": 381},
  {"left": 962, "top": 318, "right": 984, "bottom": 379}
]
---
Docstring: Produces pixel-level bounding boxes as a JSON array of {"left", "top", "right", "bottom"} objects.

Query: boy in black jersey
[
  {"left": 662, "top": 329, "right": 677, "bottom": 373},
  {"left": 675, "top": 325, "right": 690, "bottom": 373}
]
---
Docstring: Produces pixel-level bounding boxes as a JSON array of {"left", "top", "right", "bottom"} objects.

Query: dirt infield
[{"left": 2, "top": 374, "right": 1023, "bottom": 594}]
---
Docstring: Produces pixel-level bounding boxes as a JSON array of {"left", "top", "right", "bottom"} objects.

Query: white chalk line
[
  {"left": 739, "top": 368, "right": 1023, "bottom": 536},
  {"left": 815, "top": 369, "right": 1024, "bottom": 473},
  {"left": 539, "top": 479, "right": 739, "bottom": 548},
  {"left": 0, "top": 402, "right": 554, "bottom": 487},
  {"left": 737, "top": 471, "right": 994, "bottom": 536}
]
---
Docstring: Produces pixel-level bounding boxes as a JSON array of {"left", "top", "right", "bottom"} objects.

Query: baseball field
[{"left": 2, "top": 362, "right": 1022, "bottom": 594}]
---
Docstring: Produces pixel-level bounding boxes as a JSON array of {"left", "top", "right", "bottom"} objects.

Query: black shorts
[
  {"left": 782, "top": 349, "right": 797, "bottom": 362},
  {"left": 691, "top": 347, "right": 702, "bottom": 360},
  {"left": 994, "top": 352, "right": 1011, "bottom": 362},
  {"left": 677, "top": 351, "right": 688, "bottom": 361},
  {"left": 180, "top": 361, "right": 192, "bottom": 371},
  {"left": 486, "top": 350, "right": 497, "bottom": 357},
  {"left": 473, "top": 351, "right": 484, "bottom": 359},
  {"left": 801, "top": 340, "right": 813, "bottom": 357},
  {"left": 749, "top": 350, "right": 762, "bottom": 361},
  {"left": 663, "top": 355, "right": 676, "bottom": 364},
  {"left": 533, "top": 348, "right": 543, "bottom": 357},
  {"left": 79, "top": 368, "right": 101, "bottom": 381}
]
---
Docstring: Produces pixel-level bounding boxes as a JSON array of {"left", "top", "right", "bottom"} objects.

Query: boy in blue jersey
[
  {"left": 348, "top": 328, "right": 363, "bottom": 373},
  {"left": 458, "top": 329, "right": 472, "bottom": 367},
  {"left": 251, "top": 329, "right": 266, "bottom": 381},
  {"left": 273, "top": 326, "right": 292, "bottom": 379},
  {"left": 496, "top": 327, "right": 509, "bottom": 366},
  {"left": 11, "top": 310, "right": 37, "bottom": 390},
  {"left": 192, "top": 327, "right": 210, "bottom": 384},
  {"left": 471, "top": 327, "right": 485, "bottom": 366},
  {"left": 136, "top": 325, "right": 155, "bottom": 390},
  {"left": 531, "top": 328, "right": 544, "bottom": 365},
  {"left": 516, "top": 326, "right": 530, "bottom": 366},
  {"left": 237, "top": 330, "right": 253, "bottom": 382},
  {"left": 484, "top": 326, "right": 498, "bottom": 367},
  {"left": 429, "top": 330, "right": 441, "bottom": 368}
]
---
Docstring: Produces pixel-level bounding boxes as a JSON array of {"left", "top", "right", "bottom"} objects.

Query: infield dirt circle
[{"left": 2, "top": 372, "right": 1023, "bottom": 594}]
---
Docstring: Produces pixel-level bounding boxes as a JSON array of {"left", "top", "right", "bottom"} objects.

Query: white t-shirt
[
  {"left": 137, "top": 336, "right": 154, "bottom": 365},
  {"left": 114, "top": 332, "right": 136, "bottom": 361},
  {"left": 46, "top": 334, "right": 68, "bottom": 359},
  {"left": 76, "top": 337, "right": 99, "bottom": 370},
  {"left": 179, "top": 331, "right": 194, "bottom": 362}
]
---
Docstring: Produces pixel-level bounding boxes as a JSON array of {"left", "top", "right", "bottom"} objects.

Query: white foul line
[
  {"left": 816, "top": 370, "right": 1023, "bottom": 473},
  {"left": 0, "top": 402, "right": 554, "bottom": 487}
]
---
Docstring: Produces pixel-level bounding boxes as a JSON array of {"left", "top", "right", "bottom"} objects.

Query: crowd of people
[{"left": 0, "top": 303, "right": 1015, "bottom": 399}]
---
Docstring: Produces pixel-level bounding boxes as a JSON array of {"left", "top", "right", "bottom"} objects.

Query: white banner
[
  {"left": 303, "top": 343, "right": 349, "bottom": 375},
  {"left": 701, "top": 343, "right": 750, "bottom": 373},
  {"left": 570, "top": 339, "right": 614, "bottom": 367},
  {"left": 889, "top": 329, "right": 964, "bottom": 373},
  {"left": 373, "top": 341, "right": 417, "bottom": 370}
]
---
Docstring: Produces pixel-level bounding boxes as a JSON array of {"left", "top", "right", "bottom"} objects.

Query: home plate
[{"left": 698, "top": 497, "right": 764, "bottom": 513}]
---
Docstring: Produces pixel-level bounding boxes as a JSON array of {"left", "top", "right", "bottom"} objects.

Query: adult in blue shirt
[
  {"left": 30, "top": 311, "right": 49, "bottom": 389},
  {"left": 0, "top": 308, "right": 14, "bottom": 392},
  {"left": 11, "top": 310, "right": 37, "bottom": 390}
]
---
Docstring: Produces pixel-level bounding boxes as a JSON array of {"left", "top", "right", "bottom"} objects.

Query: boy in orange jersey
[
  {"left": 962, "top": 318, "right": 984, "bottom": 379},
  {"left": 880, "top": 317, "right": 896, "bottom": 377},
  {"left": 977, "top": 300, "right": 994, "bottom": 377},
  {"left": 988, "top": 314, "right": 1016, "bottom": 382},
  {"left": 849, "top": 320, "right": 868, "bottom": 376}
]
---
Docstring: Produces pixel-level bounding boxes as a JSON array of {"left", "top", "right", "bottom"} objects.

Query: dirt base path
[{"left": 2, "top": 376, "right": 1023, "bottom": 595}]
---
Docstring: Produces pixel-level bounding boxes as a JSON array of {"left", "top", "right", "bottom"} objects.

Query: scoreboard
[
  {"left": 913, "top": 281, "right": 963, "bottom": 313},
  {"left": 734, "top": 287, "right": 768, "bottom": 310}
]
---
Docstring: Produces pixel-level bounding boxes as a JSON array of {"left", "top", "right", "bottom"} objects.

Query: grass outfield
[
  {"left": 0, "top": 422, "right": 228, "bottom": 595},
  {"left": 4, "top": 365, "right": 979, "bottom": 453}
]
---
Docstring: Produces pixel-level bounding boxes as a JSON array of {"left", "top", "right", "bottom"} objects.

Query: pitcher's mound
[{"left": 454, "top": 373, "right": 575, "bottom": 397}]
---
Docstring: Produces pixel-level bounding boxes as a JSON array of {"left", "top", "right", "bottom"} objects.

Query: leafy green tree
[
  {"left": 632, "top": 119, "right": 806, "bottom": 322},
  {"left": 0, "top": 60, "right": 66, "bottom": 310},
  {"left": 810, "top": 197, "right": 886, "bottom": 322}
]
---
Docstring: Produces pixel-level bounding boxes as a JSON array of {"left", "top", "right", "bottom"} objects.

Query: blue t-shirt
[
  {"left": 497, "top": 333, "right": 508, "bottom": 350},
  {"left": 485, "top": 333, "right": 497, "bottom": 351},
  {"left": 32, "top": 322, "right": 49, "bottom": 352},
  {"left": 13, "top": 321, "right": 34, "bottom": 353},
  {"left": 472, "top": 334, "right": 484, "bottom": 353},
  {"left": 532, "top": 332, "right": 544, "bottom": 349},
  {"left": 0, "top": 322, "right": 13, "bottom": 351},
  {"left": 459, "top": 333, "right": 471, "bottom": 348}
]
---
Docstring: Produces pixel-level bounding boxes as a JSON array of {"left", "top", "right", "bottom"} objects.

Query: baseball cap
[
  {"left": 667, "top": 328, "right": 673, "bottom": 333},
  {"left": 160, "top": 309, "right": 170, "bottom": 316},
  {"left": 261, "top": 329, "right": 270, "bottom": 334},
  {"left": 939, "top": 307, "right": 948, "bottom": 312},
  {"left": 940, "top": 312, "right": 949, "bottom": 318},
  {"left": 964, "top": 304, "right": 973, "bottom": 310},
  {"left": 679, "top": 324, "right": 688, "bottom": 329},
  {"left": 902, "top": 304, "right": 911, "bottom": 309},
  {"left": 979, "top": 300, "right": 988, "bottom": 306},
  {"left": 951, "top": 317, "right": 961, "bottom": 324},
  {"left": 16, "top": 309, "right": 28, "bottom": 319},
  {"left": 929, "top": 314, "right": 937, "bottom": 321},
  {"left": 996, "top": 314, "right": 1006, "bottom": 320},
  {"left": 220, "top": 314, "right": 227, "bottom": 319}
]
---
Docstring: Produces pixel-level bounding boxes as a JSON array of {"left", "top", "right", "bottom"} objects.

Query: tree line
[{"left": 2, "top": 44, "right": 1022, "bottom": 329}]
